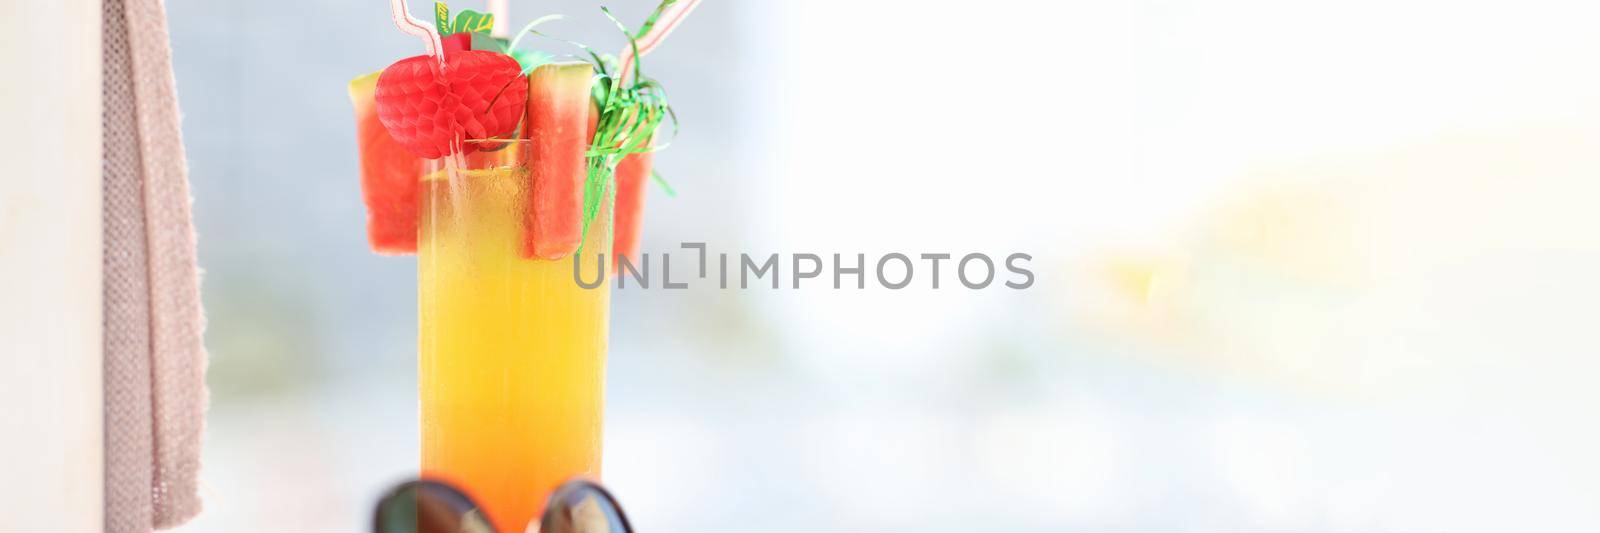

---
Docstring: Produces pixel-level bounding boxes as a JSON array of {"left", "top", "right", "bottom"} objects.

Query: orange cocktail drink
[
  {"left": 347, "top": 1, "right": 675, "bottom": 520},
  {"left": 418, "top": 135, "right": 611, "bottom": 532}
]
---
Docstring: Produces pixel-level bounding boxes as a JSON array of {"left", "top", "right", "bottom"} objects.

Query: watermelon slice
[
  {"left": 348, "top": 71, "right": 423, "bottom": 254},
  {"left": 521, "top": 62, "right": 594, "bottom": 260},
  {"left": 611, "top": 152, "right": 654, "bottom": 270}
]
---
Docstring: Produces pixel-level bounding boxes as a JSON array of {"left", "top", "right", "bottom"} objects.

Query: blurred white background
[{"left": 171, "top": 0, "right": 1600, "bottom": 531}]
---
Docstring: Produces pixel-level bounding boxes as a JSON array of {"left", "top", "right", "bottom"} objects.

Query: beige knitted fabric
[{"left": 103, "top": 0, "right": 208, "bottom": 529}]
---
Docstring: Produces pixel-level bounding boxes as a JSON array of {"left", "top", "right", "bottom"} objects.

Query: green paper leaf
[
  {"left": 434, "top": 2, "right": 450, "bottom": 36},
  {"left": 451, "top": 9, "right": 495, "bottom": 35},
  {"left": 469, "top": 32, "right": 505, "bottom": 53}
]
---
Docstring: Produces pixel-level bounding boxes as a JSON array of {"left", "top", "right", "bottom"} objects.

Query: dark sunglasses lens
[
  {"left": 374, "top": 479, "right": 493, "bottom": 533},
  {"left": 539, "top": 479, "right": 633, "bottom": 533}
]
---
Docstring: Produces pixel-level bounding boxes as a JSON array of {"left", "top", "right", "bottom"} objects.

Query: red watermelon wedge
[
  {"left": 611, "top": 151, "right": 654, "bottom": 270},
  {"left": 521, "top": 62, "right": 594, "bottom": 260},
  {"left": 348, "top": 71, "right": 423, "bottom": 254}
]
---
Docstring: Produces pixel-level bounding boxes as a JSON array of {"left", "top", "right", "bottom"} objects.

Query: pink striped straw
[
  {"left": 389, "top": 0, "right": 444, "bottom": 64},
  {"left": 616, "top": 0, "right": 702, "bottom": 84}
]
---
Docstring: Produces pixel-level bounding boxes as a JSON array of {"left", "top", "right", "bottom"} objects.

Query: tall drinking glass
[{"left": 418, "top": 140, "right": 611, "bottom": 532}]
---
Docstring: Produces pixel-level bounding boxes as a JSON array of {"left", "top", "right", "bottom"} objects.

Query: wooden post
[{"left": 0, "top": 0, "right": 105, "bottom": 531}]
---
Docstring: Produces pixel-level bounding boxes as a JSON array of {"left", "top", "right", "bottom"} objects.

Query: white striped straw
[
  {"left": 389, "top": 0, "right": 444, "bottom": 63},
  {"left": 616, "top": 0, "right": 702, "bottom": 84}
]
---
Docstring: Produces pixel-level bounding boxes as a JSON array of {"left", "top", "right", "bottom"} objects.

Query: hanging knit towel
[{"left": 103, "top": 0, "right": 208, "bottom": 529}]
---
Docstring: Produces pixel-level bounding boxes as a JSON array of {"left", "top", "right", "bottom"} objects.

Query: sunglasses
[{"left": 374, "top": 478, "right": 634, "bottom": 533}]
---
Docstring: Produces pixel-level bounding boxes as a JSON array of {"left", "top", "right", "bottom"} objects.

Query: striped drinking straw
[
  {"left": 616, "top": 0, "right": 703, "bottom": 85},
  {"left": 388, "top": 0, "right": 444, "bottom": 64}
]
